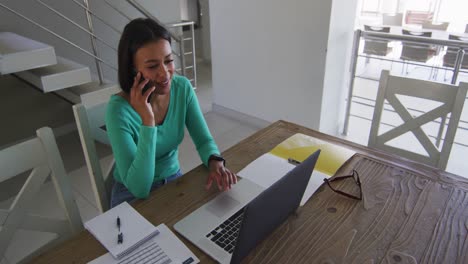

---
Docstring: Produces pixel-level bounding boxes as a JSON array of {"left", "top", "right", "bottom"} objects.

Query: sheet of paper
[
  {"left": 237, "top": 153, "right": 294, "bottom": 189},
  {"left": 88, "top": 224, "right": 199, "bottom": 264},
  {"left": 300, "top": 170, "right": 328, "bottom": 206},
  {"left": 238, "top": 153, "right": 327, "bottom": 207},
  {"left": 84, "top": 202, "right": 159, "bottom": 259}
]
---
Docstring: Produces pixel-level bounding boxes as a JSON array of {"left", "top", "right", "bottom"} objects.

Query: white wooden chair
[
  {"left": 73, "top": 84, "right": 120, "bottom": 213},
  {"left": 363, "top": 25, "right": 393, "bottom": 57},
  {"left": 0, "top": 127, "right": 83, "bottom": 262},
  {"left": 369, "top": 70, "right": 468, "bottom": 170}
]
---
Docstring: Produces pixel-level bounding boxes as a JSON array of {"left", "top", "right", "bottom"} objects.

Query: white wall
[
  {"left": 210, "top": 0, "right": 338, "bottom": 130},
  {"left": 320, "top": 0, "right": 359, "bottom": 135}
]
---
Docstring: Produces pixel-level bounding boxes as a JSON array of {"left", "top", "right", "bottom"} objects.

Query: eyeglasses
[{"left": 323, "top": 169, "right": 362, "bottom": 200}]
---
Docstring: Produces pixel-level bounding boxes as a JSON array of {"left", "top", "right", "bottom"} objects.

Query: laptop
[{"left": 174, "top": 150, "right": 321, "bottom": 264}]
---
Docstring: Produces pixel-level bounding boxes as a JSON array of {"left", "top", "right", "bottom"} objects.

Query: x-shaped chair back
[
  {"left": 0, "top": 127, "right": 83, "bottom": 262},
  {"left": 369, "top": 70, "right": 468, "bottom": 170}
]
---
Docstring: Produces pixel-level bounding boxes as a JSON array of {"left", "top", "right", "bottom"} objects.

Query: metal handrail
[
  {"left": 124, "top": 0, "right": 181, "bottom": 43},
  {"left": 343, "top": 29, "right": 468, "bottom": 136},
  {"left": 70, "top": 0, "right": 122, "bottom": 34},
  {"left": 36, "top": 0, "right": 116, "bottom": 52},
  {"left": 82, "top": 0, "right": 104, "bottom": 84},
  {"left": 362, "top": 30, "right": 468, "bottom": 49},
  {"left": 1, "top": 0, "right": 197, "bottom": 88},
  {"left": 104, "top": 0, "right": 132, "bottom": 21},
  {"left": 0, "top": 2, "right": 117, "bottom": 71},
  {"left": 106, "top": 0, "right": 197, "bottom": 87}
]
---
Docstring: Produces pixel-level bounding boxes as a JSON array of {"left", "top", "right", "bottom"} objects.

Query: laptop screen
[{"left": 230, "top": 150, "right": 321, "bottom": 264}]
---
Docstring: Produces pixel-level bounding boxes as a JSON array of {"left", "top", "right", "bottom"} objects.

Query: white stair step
[
  {"left": 15, "top": 56, "right": 92, "bottom": 92},
  {"left": 0, "top": 32, "right": 56, "bottom": 74},
  {"left": 54, "top": 81, "right": 119, "bottom": 104}
]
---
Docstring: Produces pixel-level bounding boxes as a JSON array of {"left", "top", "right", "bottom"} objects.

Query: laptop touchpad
[{"left": 206, "top": 194, "right": 240, "bottom": 218}]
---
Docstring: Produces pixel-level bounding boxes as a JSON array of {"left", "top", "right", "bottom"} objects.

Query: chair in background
[
  {"left": 422, "top": 21, "right": 449, "bottom": 31},
  {"left": 73, "top": 85, "right": 119, "bottom": 213},
  {"left": 400, "top": 29, "right": 437, "bottom": 77},
  {"left": 0, "top": 127, "right": 83, "bottom": 262},
  {"left": 363, "top": 25, "right": 392, "bottom": 57},
  {"left": 442, "top": 34, "right": 468, "bottom": 80},
  {"left": 465, "top": 24, "right": 468, "bottom": 33},
  {"left": 369, "top": 70, "right": 468, "bottom": 170},
  {"left": 382, "top": 13, "right": 403, "bottom": 26},
  {"left": 405, "top": 10, "right": 434, "bottom": 25}
]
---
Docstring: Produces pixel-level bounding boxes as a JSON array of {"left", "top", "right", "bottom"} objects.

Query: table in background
[{"left": 33, "top": 120, "right": 468, "bottom": 263}]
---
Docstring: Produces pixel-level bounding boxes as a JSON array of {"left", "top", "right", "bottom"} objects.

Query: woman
[{"left": 106, "top": 18, "right": 236, "bottom": 207}]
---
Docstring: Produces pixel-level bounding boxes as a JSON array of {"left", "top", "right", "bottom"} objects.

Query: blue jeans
[{"left": 110, "top": 169, "right": 183, "bottom": 208}]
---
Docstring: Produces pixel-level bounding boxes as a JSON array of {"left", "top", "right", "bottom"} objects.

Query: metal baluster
[
  {"left": 35, "top": 0, "right": 116, "bottom": 52},
  {"left": 0, "top": 3, "right": 116, "bottom": 71},
  {"left": 104, "top": 0, "right": 132, "bottom": 21},
  {"left": 180, "top": 32, "right": 186, "bottom": 77},
  {"left": 70, "top": 0, "right": 122, "bottom": 34},
  {"left": 435, "top": 48, "right": 466, "bottom": 147},
  {"left": 191, "top": 23, "right": 197, "bottom": 88},
  {"left": 343, "top": 30, "right": 362, "bottom": 135},
  {"left": 82, "top": 0, "right": 104, "bottom": 84}
]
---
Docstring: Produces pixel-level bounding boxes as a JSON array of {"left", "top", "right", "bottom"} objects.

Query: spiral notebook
[{"left": 84, "top": 202, "right": 160, "bottom": 259}]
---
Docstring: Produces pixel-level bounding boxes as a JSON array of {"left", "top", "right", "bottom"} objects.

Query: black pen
[{"left": 117, "top": 216, "right": 123, "bottom": 244}]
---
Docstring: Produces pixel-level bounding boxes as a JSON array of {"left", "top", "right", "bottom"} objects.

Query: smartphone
[{"left": 135, "top": 71, "right": 154, "bottom": 102}]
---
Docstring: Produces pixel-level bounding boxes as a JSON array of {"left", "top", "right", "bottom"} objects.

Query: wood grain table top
[{"left": 32, "top": 120, "right": 468, "bottom": 264}]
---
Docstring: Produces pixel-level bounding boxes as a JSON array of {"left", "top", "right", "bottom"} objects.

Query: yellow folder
[{"left": 269, "top": 133, "right": 355, "bottom": 176}]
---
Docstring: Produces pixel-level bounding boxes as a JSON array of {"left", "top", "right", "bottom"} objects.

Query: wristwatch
[{"left": 208, "top": 154, "right": 226, "bottom": 166}]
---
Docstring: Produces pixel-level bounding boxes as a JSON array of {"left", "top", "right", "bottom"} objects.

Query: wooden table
[{"left": 32, "top": 120, "right": 468, "bottom": 263}]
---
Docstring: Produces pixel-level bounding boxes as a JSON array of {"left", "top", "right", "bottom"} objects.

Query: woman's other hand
[
  {"left": 206, "top": 160, "right": 238, "bottom": 191},
  {"left": 130, "top": 72, "right": 156, "bottom": 126}
]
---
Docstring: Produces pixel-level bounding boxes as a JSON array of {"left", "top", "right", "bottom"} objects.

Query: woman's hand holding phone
[{"left": 130, "top": 72, "right": 156, "bottom": 126}]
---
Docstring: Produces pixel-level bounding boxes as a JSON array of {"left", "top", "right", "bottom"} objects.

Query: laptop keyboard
[{"left": 205, "top": 208, "right": 245, "bottom": 254}]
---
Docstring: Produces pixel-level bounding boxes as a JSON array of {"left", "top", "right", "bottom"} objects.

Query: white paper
[
  {"left": 89, "top": 224, "right": 199, "bottom": 264},
  {"left": 238, "top": 153, "right": 327, "bottom": 207},
  {"left": 84, "top": 202, "right": 159, "bottom": 259},
  {"left": 300, "top": 170, "right": 328, "bottom": 206},
  {"left": 238, "top": 153, "right": 294, "bottom": 189}
]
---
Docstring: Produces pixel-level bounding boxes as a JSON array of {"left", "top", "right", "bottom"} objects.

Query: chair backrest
[
  {"left": 364, "top": 25, "right": 390, "bottom": 33},
  {"left": 73, "top": 84, "right": 120, "bottom": 213},
  {"left": 382, "top": 13, "right": 403, "bottom": 26},
  {"left": 0, "top": 127, "right": 83, "bottom": 262},
  {"left": 363, "top": 25, "right": 392, "bottom": 56},
  {"left": 405, "top": 10, "right": 433, "bottom": 25},
  {"left": 402, "top": 29, "right": 432, "bottom": 38},
  {"left": 400, "top": 29, "right": 435, "bottom": 62},
  {"left": 369, "top": 70, "right": 468, "bottom": 170},
  {"left": 422, "top": 21, "right": 449, "bottom": 30},
  {"left": 443, "top": 35, "right": 468, "bottom": 69},
  {"left": 465, "top": 24, "right": 468, "bottom": 33}
]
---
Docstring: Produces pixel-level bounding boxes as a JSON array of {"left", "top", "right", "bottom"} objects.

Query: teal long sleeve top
[{"left": 105, "top": 75, "right": 219, "bottom": 198}]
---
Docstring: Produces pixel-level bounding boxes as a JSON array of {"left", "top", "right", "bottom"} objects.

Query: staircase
[
  {"left": 0, "top": 0, "right": 198, "bottom": 105},
  {"left": 0, "top": 32, "right": 117, "bottom": 104}
]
